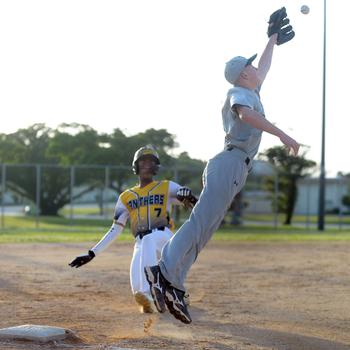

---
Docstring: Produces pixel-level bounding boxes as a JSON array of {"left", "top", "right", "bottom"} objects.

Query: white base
[{"left": 0, "top": 324, "right": 74, "bottom": 342}]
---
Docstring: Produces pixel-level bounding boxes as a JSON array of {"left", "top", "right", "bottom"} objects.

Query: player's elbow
[
  {"left": 240, "top": 113, "right": 251, "bottom": 124},
  {"left": 236, "top": 105, "right": 252, "bottom": 122},
  {"left": 239, "top": 107, "right": 261, "bottom": 125}
]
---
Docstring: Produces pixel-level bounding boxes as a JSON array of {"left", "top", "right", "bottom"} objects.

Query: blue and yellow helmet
[{"left": 132, "top": 145, "right": 160, "bottom": 175}]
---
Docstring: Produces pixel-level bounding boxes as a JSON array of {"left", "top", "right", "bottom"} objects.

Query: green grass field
[
  {"left": 58, "top": 205, "right": 350, "bottom": 225},
  {"left": 244, "top": 213, "right": 350, "bottom": 224},
  {"left": 1, "top": 215, "right": 350, "bottom": 244}
]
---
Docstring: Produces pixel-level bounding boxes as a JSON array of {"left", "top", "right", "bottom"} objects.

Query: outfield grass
[
  {"left": 1, "top": 215, "right": 350, "bottom": 244},
  {"left": 59, "top": 205, "right": 350, "bottom": 225},
  {"left": 244, "top": 213, "right": 350, "bottom": 224},
  {"left": 215, "top": 226, "right": 350, "bottom": 242},
  {"left": 0, "top": 229, "right": 135, "bottom": 244}
]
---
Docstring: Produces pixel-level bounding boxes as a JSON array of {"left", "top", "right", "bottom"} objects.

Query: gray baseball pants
[{"left": 159, "top": 148, "right": 250, "bottom": 291}]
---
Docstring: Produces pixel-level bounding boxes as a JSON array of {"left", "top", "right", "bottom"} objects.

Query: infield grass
[{"left": 1, "top": 215, "right": 350, "bottom": 244}]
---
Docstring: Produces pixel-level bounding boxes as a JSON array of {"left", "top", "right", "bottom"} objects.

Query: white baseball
[{"left": 300, "top": 5, "right": 310, "bottom": 15}]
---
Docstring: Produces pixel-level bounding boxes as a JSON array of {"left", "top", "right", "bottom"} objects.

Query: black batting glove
[
  {"left": 69, "top": 250, "right": 95, "bottom": 268},
  {"left": 176, "top": 187, "right": 198, "bottom": 209},
  {"left": 176, "top": 187, "right": 192, "bottom": 201}
]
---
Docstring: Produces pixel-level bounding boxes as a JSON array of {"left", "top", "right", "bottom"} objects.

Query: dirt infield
[{"left": 1, "top": 241, "right": 350, "bottom": 350}]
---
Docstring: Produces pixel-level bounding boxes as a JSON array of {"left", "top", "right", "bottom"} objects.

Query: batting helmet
[{"left": 132, "top": 145, "right": 160, "bottom": 175}]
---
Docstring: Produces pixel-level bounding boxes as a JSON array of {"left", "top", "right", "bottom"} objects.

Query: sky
[{"left": 0, "top": 0, "right": 348, "bottom": 176}]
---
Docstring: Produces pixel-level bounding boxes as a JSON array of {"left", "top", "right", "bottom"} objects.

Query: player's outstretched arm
[
  {"left": 236, "top": 106, "right": 300, "bottom": 156},
  {"left": 257, "top": 34, "right": 277, "bottom": 84},
  {"left": 258, "top": 7, "right": 295, "bottom": 84},
  {"left": 89, "top": 221, "right": 125, "bottom": 255}
]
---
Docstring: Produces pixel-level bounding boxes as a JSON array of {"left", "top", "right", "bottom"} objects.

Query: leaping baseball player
[
  {"left": 69, "top": 145, "right": 196, "bottom": 313},
  {"left": 144, "top": 8, "right": 300, "bottom": 324}
]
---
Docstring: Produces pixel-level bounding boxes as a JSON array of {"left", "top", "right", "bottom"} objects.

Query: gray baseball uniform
[{"left": 159, "top": 85, "right": 265, "bottom": 291}]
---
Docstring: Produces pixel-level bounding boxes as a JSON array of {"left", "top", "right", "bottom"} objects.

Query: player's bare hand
[
  {"left": 69, "top": 250, "right": 95, "bottom": 268},
  {"left": 279, "top": 134, "right": 300, "bottom": 156}
]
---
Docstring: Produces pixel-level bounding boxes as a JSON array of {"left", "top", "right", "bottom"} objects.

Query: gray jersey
[
  {"left": 159, "top": 86, "right": 263, "bottom": 292},
  {"left": 222, "top": 86, "right": 265, "bottom": 160}
]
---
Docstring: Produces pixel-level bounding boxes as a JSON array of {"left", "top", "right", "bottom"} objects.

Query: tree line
[
  {"left": 0, "top": 123, "right": 323, "bottom": 224},
  {"left": 0, "top": 123, "right": 205, "bottom": 215}
]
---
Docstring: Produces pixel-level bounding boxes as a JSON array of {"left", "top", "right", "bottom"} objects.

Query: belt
[
  {"left": 226, "top": 146, "right": 250, "bottom": 166},
  {"left": 136, "top": 226, "right": 165, "bottom": 239}
]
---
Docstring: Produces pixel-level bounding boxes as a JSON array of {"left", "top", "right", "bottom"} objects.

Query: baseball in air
[{"left": 300, "top": 5, "right": 310, "bottom": 14}]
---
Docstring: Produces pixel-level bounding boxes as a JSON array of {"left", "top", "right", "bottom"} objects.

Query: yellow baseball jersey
[{"left": 114, "top": 180, "right": 180, "bottom": 237}]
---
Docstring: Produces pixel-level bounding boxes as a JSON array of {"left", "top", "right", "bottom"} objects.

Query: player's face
[
  {"left": 137, "top": 155, "right": 157, "bottom": 178},
  {"left": 243, "top": 64, "right": 259, "bottom": 88}
]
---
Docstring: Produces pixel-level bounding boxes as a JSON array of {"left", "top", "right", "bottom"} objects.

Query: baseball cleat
[
  {"left": 164, "top": 285, "right": 192, "bottom": 324},
  {"left": 144, "top": 265, "right": 166, "bottom": 313},
  {"left": 134, "top": 292, "right": 154, "bottom": 314}
]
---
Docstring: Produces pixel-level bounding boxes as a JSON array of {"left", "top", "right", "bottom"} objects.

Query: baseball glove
[
  {"left": 277, "top": 24, "right": 295, "bottom": 45},
  {"left": 268, "top": 7, "right": 287, "bottom": 36},
  {"left": 69, "top": 250, "right": 95, "bottom": 268},
  {"left": 267, "top": 7, "right": 295, "bottom": 45},
  {"left": 176, "top": 187, "right": 198, "bottom": 209}
]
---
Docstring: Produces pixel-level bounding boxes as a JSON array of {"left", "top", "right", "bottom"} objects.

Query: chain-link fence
[
  {"left": 0, "top": 163, "right": 203, "bottom": 229},
  {"left": 1, "top": 163, "right": 350, "bottom": 229}
]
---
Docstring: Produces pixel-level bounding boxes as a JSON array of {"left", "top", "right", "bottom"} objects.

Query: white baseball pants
[{"left": 130, "top": 227, "right": 173, "bottom": 296}]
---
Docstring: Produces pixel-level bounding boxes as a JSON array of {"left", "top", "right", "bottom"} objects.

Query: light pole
[{"left": 317, "top": 0, "right": 327, "bottom": 231}]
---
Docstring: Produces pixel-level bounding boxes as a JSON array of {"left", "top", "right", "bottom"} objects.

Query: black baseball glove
[
  {"left": 69, "top": 250, "right": 95, "bottom": 268},
  {"left": 176, "top": 187, "right": 198, "bottom": 209},
  {"left": 267, "top": 7, "right": 295, "bottom": 45},
  {"left": 277, "top": 24, "right": 295, "bottom": 45}
]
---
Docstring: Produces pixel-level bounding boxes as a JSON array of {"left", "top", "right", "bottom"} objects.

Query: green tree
[
  {"left": 46, "top": 123, "right": 104, "bottom": 164},
  {"left": 0, "top": 124, "right": 106, "bottom": 215},
  {"left": 341, "top": 173, "right": 350, "bottom": 213},
  {"left": 0, "top": 123, "right": 200, "bottom": 216},
  {"left": 261, "top": 146, "right": 316, "bottom": 225},
  {"left": 171, "top": 152, "right": 205, "bottom": 195},
  {"left": 106, "top": 128, "right": 178, "bottom": 194},
  {"left": 342, "top": 195, "right": 350, "bottom": 211}
]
